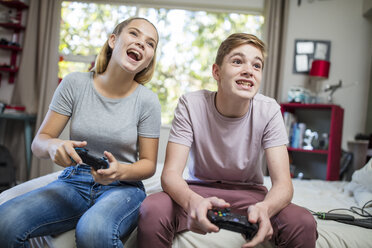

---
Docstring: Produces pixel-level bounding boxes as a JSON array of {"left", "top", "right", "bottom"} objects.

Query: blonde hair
[
  {"left": 92, "top": 17, "right": 158, "bottom": 84},
  {"left": 215, "top": 33, "right": 266, "bottom": 69}
]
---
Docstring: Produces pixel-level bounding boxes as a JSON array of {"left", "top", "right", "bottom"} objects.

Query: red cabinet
[
  {"left": 281, "top": 103, "right": 344, "bottom": 181},
  {"left": 0, "top": 0, "right": 28, "bottom": 84}
]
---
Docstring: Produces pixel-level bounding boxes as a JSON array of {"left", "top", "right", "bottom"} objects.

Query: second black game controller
[
  {"left": 207, "top": 208, "right": 258, "bottom": 240},
  {"left": 74, "top": 148, "right": 109, "bottom": 170}
]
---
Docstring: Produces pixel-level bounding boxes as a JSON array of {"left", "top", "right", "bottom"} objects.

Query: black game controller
[
  {"left": 207, "top": 208, "right": 258, "bottom": 240},
  {"left": 74, "top": 148, "right": 109, "bottom": 170}
]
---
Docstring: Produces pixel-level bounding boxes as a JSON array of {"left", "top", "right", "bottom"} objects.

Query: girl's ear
[
  {"left": 212, "top": 63, "right": 220, "bottom": 81},
  {"left": 108, "top": 34, "right": 116, "bottom": 50}
]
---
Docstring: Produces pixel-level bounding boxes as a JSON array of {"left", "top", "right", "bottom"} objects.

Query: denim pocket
[{"left": 58, "top": 166, "right": 75, "bottom": 180}]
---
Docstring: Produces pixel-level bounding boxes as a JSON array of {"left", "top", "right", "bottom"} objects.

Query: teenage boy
[{"left": 137, "top": 33, "right": 317, "bottom": 248}]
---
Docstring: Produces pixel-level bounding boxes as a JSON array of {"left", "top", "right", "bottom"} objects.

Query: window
[{"left": 59, "top": 1, "right": 264, "bottom": 123}]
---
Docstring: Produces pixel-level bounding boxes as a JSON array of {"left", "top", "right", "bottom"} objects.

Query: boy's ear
[
  {"left": 212, "top": 63, "right": 220, "bottom": 81},
  {"left": 108, "top": 34, "right": 116, "bottom": 49}
]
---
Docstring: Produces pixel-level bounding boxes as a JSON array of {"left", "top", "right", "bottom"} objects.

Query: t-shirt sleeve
[
  {"left": 49, "top": 73, "right": 75, "bottom": 116},
  {"left": 262, "top": 106, "right": 289, "bottom": 149},
  {"left": 138, "top": 90, "right": 161, "bottom": 138},
  {"left": 168, "top": 95, "right": 194, "bottom": 147}
]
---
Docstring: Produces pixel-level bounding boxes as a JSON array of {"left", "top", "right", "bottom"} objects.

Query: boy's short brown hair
[{"left": 215, "top": 33, "right": 266, "bottom": 68}]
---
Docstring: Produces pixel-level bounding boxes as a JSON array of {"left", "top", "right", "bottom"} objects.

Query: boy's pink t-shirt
[{"left": 169, "top": 90, "right": 288, "bottom": 185}]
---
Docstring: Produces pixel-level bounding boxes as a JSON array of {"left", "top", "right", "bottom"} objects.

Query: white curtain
[
  {"left": 261, "top": 0, "right": 289, "bottom": 100},
  {"left": 260, "top": 0, "right": 289, "bottom": 175}
]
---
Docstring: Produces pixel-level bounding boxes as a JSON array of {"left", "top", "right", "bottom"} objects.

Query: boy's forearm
[
  {"left": 161, "top": 171, "right": 203, "bottom": 211},
  {"left": 261, "top": 183, "right": 293, "bottom": 218}
]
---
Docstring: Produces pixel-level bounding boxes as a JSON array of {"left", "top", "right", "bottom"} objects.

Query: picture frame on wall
[{"left": 293, "top": 39, "right": 331, "bottom": 74}]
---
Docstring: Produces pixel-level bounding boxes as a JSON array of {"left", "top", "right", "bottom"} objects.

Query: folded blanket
[{"left": 344, "top": 158, "right": 372, "bottom": 207}]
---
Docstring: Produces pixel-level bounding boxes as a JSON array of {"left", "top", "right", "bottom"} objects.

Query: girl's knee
[
  {"left": 76, "top": 217, "right": 117, "bottom": 248},
  {"left": 0, "top": 206, "right": 28, "bottom": 247}
]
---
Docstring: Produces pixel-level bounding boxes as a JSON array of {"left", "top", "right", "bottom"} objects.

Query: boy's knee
[
  {"left": 138, "top": 192, "right": 173, "bottom": 232},
  {"left": 298, "top": 210, "right": 317, "bottom": 239},
  {"left": 274, "top": 205, "right": 317, "bottom": 247},
  {"left": 141, "top": 193, "right": 170, "bottom": 215},
  {"left": 289, "top": 212, "right": 317, "bottom": 247}
]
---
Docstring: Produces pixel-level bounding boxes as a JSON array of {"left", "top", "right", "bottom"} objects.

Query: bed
[{"left": 1, "top": 159, "right": 371, "bottom": 248}]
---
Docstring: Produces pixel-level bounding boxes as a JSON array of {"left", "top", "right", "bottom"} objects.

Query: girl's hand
[
  {"left": 48, "top": 140, "right": 87, "bottom": 167},
  {"left": 91, "top": 151, "right": 122, "bottom": 185}
]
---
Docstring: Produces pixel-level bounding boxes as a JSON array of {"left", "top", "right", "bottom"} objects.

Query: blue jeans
[{"left": 0, "top": 164, "right": 146, "bottom": 248}]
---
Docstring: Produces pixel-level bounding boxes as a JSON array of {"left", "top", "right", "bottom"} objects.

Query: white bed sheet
[{"left": 1, "top": 165, "right": 371, "bottom": 248}]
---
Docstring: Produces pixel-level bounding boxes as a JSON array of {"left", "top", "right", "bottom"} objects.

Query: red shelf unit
[
  {"left": 0, "top": 22, "right": 25, "bottom": 30},
  {"left": 287, "top": 147, "right": 328, "bottom": 155},
  {"left": 281, "top": 103, "right": 344, "bottom": 181},
  {"left": 0, "top": 0, "right": 28, "bottom": 84},
  {"left": 0, "top": 0, "right": 28, "bottom": 9},
  {"left": 0, "top": 44, "right": 22, "bottom": 51}
]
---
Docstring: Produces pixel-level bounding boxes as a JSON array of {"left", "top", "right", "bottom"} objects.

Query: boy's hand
[
  {"left": 187, "top": 196, "right": 230, "bottom": 235},
  {"left": 242, "top": 203, "right": 273, "bottom": 248}
]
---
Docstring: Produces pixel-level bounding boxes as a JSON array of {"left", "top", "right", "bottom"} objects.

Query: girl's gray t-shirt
[{"left": 49, "top": 71, "right": 161, "bottom": 165}]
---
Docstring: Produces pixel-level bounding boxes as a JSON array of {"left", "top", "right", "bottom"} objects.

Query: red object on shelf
[
  {"left": 309, "top": 60, "right": 330, "bottom": 78},
  {"left": 4, "top": 104, "right": 26, "bottom": 112},
  {"left": 281, "top": 103, "right": 344, "bottom": 181}
]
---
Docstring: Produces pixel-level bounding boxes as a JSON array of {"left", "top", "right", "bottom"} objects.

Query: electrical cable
[{"left": 327, "top": 200, "right": 372, "bottom": 218}]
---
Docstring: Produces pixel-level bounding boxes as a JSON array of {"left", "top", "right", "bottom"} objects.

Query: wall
[
  {"left": 280, "top": 0, "right": 372, "bottom": 149},
  {"left": 367, "top": 58, "right": 372, "bottom": 134},
  {"left": 365, "top": 0, "right": 372, "bottom": 134}
]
